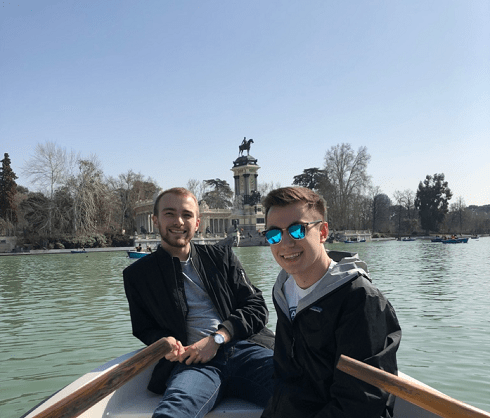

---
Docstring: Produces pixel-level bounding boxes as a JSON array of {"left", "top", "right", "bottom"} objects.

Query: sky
[{"left": 1, "top": 0, "right": 489, "bottom": 206}]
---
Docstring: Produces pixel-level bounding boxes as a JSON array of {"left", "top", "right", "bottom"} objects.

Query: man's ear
[{"left": 320, "top": 222, "right": 329, "bottom": 243}]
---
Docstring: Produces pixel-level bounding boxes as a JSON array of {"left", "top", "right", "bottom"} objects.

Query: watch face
[{"left": 214, "top": 333, "right": 225, "bottom": 345}]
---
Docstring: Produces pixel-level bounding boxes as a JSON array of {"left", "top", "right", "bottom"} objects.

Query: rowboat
[
  {"left": 21, "top": 344, "right": 263, "bottom": 418},
  {"left": 127, "top": 250, "right": 151, "bottom": 259},
  {"left": 442, "top": 238, "right": 469, "bottom": 244},
  {"left": 22, "top": 340, "right": 490, "bottom": 418}
]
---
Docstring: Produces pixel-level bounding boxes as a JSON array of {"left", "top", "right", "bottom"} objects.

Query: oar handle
[
  {"left": 28, "top": 337, "right": 171, "bottom": 418},
  {"left": 337, "top": 355, "right": 490, "bottom": 418}
]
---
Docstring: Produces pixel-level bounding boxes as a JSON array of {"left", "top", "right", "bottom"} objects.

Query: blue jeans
[{"left": 152, "top": 340, "right": 274, "bottom": 418}]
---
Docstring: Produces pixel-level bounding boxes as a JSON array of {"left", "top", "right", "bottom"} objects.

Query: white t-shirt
[
  {"left": 283, "top": 260, "right": 337, "bottom": 321},
  {"left": 181, "top": 257, "right": 221, "bottom": 344}
]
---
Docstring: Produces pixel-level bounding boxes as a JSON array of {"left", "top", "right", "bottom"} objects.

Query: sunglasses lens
[
  {"left": 288, "top": 224, "right": 305, "bottom": 240},
  {"left": 265, "top": 229, "right": 282, "bottom": 244}
]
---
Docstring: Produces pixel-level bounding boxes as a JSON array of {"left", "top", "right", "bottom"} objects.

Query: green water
[{"left": 1, "top": 239, "right": 489, "bottom": 417}]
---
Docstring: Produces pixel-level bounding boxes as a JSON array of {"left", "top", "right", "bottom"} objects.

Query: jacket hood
[{"left": 273, "top": 250, "right": 371, "bottom": 318}]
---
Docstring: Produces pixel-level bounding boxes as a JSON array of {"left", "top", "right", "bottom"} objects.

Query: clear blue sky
[{"left": 1, "top": 0, "right": 489, "bottom": 206}]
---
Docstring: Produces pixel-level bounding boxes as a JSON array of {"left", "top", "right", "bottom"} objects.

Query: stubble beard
[{"left": 158, "top": 224, "right": 192, "bottom": 249}]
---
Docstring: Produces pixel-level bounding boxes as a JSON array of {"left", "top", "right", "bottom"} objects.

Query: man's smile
[
  {"left": 282, "top": 251, "right": 302, "bottom": 260},
  {"left": 169, "top": 229, "right": 186, "bottom": 234}
]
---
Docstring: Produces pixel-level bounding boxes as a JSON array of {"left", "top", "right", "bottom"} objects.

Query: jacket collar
[
  {"left": 156, "top": 241, "right": 196, "bottom": 262},
  {"left": 273, "top": 249, "right": 371, "bottom": 318}
]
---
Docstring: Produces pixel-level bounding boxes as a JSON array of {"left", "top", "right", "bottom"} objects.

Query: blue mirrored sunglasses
[{"left": 263, "top": 220, "right": 323, "bottom": 245}]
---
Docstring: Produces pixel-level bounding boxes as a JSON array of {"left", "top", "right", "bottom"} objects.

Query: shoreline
[
  {"left": 1, "top": 235, "right": 487, "bottom": 257},
  {"left": 0, "top": 246, "right": 135, "bottom": 257}
]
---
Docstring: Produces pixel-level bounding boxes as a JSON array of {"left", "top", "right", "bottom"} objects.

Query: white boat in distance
[{"left": 23, "top": 346, "right": 481, "bottom": 418}]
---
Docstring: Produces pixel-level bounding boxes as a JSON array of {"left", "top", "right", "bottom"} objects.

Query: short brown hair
[
  {"left": 262, "top": 187, "right": 326, "bottom": 223},
  {"left": 153, "top": 187, "right": 200, "bottom": 217}
]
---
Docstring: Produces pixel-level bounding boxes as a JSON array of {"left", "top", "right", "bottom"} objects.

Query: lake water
[{"left": 1, "top": 238, "right": 489, "bottom": 417}]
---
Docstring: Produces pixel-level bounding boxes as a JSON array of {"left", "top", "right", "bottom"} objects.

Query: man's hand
[
  {"left": 179, "top": 336, "right": 219, "bottom": 365},
  {"left": 163, "top": 336, "right": 185, "bottom": 362}
]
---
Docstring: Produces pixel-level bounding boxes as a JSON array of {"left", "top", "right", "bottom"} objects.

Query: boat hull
[
  {"left": 22, "top": 349, "right": 441, "bottom": 418},
  {"left": 442, "top": 238, "right": 469, "bottom": 244},
  {"left": 127, "top": 251, "right": 150, "bottom": 259}
]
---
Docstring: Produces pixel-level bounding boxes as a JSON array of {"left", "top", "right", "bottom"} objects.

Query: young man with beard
[
  {"left": 260, "top": 187, "right": 401, "bottom": 418},
  {"left": 123, "top": 187, "right": 274, "bottom": 418}
]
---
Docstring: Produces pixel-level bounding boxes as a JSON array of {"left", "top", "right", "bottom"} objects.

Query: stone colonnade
[{"left": 133, "top": 201, "right": 233, "bottom": 236}]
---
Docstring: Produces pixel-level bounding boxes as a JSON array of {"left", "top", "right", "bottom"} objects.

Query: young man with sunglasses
[{"left": 261, "top": 187, "right": 401, "bottom": 418}]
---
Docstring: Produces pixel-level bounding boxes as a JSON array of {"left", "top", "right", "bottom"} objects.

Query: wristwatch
[{"left": 211, "top": 332, "right": 225, "bottom": 346}]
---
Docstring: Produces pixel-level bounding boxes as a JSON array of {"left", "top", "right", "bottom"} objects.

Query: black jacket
[
  {"left": 123, "top": 242, "right": 274, "bottom": 393},
  {"left": 262, "top": 251, "right": 401, "bottom": 418}
]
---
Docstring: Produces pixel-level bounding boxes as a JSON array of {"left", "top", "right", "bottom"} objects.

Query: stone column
[{"left": 243, "top": 174, "right": 250, "bottom": 195}]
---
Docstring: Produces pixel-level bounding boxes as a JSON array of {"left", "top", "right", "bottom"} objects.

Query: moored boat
[{"left": 22, "top": 346, "right": 483, "bottom": 418}]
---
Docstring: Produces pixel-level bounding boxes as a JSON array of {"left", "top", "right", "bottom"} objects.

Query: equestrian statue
[{"left": 238, "top": 137, "right": 254, "bottom": 156}]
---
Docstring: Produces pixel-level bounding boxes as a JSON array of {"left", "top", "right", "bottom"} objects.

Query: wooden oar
[
  {"left": 29, "top": 337, "right": 171, "bottom": 418},
  {"left": 337, "top": 354, "right": 490, "bottom": 418}
]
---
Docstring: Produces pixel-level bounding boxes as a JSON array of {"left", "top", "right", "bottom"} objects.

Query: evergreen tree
[
  {"left": 0, "top": 153, "right": 19, "bottom": 225},
  {"left": 415, "top": 173, "right": 452, "bottom": 233},
  {"left": 293, "top": 168, "right": 328, "bottom": 190},
  {"left": 202, "top": 179, "right": 233, "bottom": 209}
]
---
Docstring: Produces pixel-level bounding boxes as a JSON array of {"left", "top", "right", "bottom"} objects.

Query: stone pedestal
[{"left": 231, "top": 154, "right": 265, "bottom": 234}]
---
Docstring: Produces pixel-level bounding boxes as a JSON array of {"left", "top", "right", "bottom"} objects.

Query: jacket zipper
[{"left": 240, "top": 269, "right": 255, "bottom": 294}]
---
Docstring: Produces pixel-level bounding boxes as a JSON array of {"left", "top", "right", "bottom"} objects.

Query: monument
[
  {"left": 231, "top": 138, "right": 265, "bottom": 235},
  {"left": 133, "top": 137, "right": 267, "bottom": 247}
]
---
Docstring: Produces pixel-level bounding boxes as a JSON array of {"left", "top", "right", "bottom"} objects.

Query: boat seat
[
  {"left": 102, "top": 366, "right": 438, "bottom": 418},
  {"left": 103, "top": 362, "right": 262, "bottom": 418}
]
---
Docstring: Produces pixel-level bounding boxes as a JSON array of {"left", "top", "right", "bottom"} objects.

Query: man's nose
[{"left": 281, "top": 230, "right": 295, "bottom": 246}]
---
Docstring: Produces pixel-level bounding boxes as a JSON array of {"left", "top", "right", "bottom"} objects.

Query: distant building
[{"left": 0, "top": 236, "right": 17, "bottom": 253}]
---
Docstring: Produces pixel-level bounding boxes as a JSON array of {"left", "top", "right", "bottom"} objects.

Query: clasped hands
[{"left": 164, "top": 335, "right": 220, "bottom": 365}]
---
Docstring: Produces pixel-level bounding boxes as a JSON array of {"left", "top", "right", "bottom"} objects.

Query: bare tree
[
  {"left": 19, "top": 192, "right": 51, "bottom": 236},
  {"left": 110, "top": 170, "right": 139, "bottom": 233},
  {"left": 401, "top": 189, "right": 416, "bottom": 223},
  {"left": 449, "top": 196, "right": 466, "bottom": 234},
  {"left": 350, "top": 194, "right": 371, "bottom": 231},
  {"left": 186, "top": 179, "right": 205, "bottom": 202},
  {"left": 392, "top": 190, "right": 405, "bottom": 239},
  {"left": 257, "top": 181, "right": 281, "bottom": 199},
  {"left": 22, "top": 142, "right": 79, "bottom": 236},
  {"left": 107, "top": 170, "right": 159, "bottom": 234},
  {"left": 323, "top": 143, "right": 371, "bottom": 229},
  {"left": 68, "top": 156, "right": 108, "bottom": 235}
]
